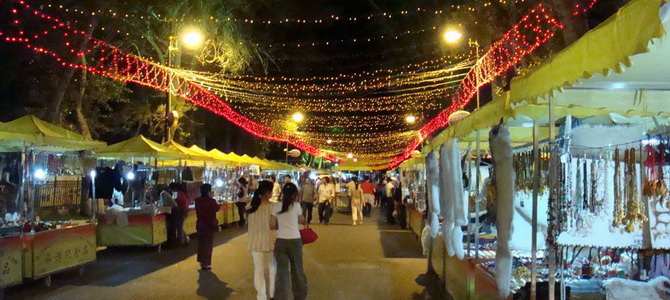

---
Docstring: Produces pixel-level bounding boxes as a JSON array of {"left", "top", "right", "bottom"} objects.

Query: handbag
[{"left": 300, "top": 226, "right": 318, "bottom": 244}]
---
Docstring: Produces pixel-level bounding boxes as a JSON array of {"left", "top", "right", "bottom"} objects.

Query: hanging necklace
[
  {"left": 612, "top": 148, "right": 624, "bottom": 228},
  {"left": 622, "top": 147, "right": 648, "bottom": 232}
]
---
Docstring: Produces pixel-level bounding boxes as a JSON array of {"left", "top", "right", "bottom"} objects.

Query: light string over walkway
[{"left": 0, "top": 0, "right": 603, "bottom": 168}]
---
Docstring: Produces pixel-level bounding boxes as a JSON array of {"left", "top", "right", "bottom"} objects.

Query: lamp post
[
  {"left": 286, "top": 112, "right": 304, "bottom": 163},
  {"left": 443, "top": 29, "right": 481, "bottom": 109},
  {"left": 165, "top": 28, "right": 204, "bottom": 142}
]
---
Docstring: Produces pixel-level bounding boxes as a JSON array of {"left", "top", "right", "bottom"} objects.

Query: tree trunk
[
  {"left": 75, "top": 55, "right": 92, "bottom": 139},
  {"left": 549, "top": 0, "right": 589, "bottom": 46},
  {"left": 44, "top": 17, "right": 99, "bottom": 123}
]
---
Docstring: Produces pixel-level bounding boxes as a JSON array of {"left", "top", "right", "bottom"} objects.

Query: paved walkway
[{"left": 5, "top": 208, "right": 445, "bottom": 300}]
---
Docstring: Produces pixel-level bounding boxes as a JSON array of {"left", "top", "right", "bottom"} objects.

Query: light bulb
[{"left": 34, "top": 169, "right": 47, "bottom": 180}]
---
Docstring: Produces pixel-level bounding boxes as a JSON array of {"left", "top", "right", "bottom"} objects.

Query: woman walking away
[
  {"left": 270, "top": 183, "right": 308, "bottom": 300},
  {"left": 236, "top": 177, "right": 249, "bottom": 226},
  {"left": 350, "top": 178, "right": 365, "bottom": 225},
  {"left": 195, "top": 184, "right": 219, "bottom": 270},
  {"left": 247, "top": 181, "right": 277, "bottom": 300}
]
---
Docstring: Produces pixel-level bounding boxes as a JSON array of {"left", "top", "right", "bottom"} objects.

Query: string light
[
  {"left": 0, "top": 0, "right": 602, "bottom": 168},
  {"left": 0, "top": 0, "right": 341, "bottom": 162},
  {"left": 39, "top": 1, "right": 526, "bottom": 27},
  {"left": 389, "top": 1, "right": 599, "bottom": 168}
]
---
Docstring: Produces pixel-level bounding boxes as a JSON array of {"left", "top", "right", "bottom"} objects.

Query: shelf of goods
[
  {"left": 431, "top": 235, "right": 511, "bottom": 300},
  {"left": 407, "top": 206, "right": 424, "bottom": 239},
  {"left": 22, "top": 223, "right": 96, "bottom": 280},
  {"left": 97, "top": 213, "right": 167, "bottom": 247}
]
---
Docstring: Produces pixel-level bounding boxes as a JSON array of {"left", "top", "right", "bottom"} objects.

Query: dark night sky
[{"left": 0, "top": 0, "right": 626, "bottom": 161}]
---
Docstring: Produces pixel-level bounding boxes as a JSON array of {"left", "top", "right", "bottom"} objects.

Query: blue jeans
[{"left": 274, "top": 238, "right": 307, "bottom": 300}]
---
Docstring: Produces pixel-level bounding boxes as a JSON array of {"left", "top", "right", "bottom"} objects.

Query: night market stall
[
  {"left": 397, "top": 157, "right": 426, "bottom": 239},
  {"left": 414, "top": 0, "right": 670, "bottom": 298},
  {"left": 93, "top": 135, "right": 188, "bottom": 250},
  {"left": 0, "top": 115, "right": 104, "bottom": 289}
]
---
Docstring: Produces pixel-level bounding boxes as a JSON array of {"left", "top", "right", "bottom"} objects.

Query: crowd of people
[{"left": 162, "top": 172, "right": 407, "bottom": 300}]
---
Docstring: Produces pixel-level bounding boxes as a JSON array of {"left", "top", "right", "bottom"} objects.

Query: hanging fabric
[
  {"left": 426, "top": 152, "right": 441, "bottom": 238},
  {"left": 489, "top": 124, "right": 515, "bottom": 298}
]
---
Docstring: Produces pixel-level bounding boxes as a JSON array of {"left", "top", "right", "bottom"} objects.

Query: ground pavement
[{"left": 5, "top": 208, "right": 448, "bottom": 300}]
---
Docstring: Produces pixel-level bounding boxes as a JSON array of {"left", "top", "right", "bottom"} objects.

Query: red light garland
[
  {"left": 0, "top": 0, "right": 602, "bottom": 168},
  {"left": 0, "top": 0, "right": 341, "bottom": 162},
  {"left": 389, "top": 1, "right": 599, "bottom": 169}
]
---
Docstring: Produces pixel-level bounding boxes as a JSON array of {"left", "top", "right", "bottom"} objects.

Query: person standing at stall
[
  {"left": 174, "top": 183, "right": 191, "bottom": 246},
  {"left": 360, "top": 176, "right": 375, "bottom": 217},
  {"left": 317, "top": 176, "right": 335, "bottom": 224},
  {"left": 246, "top": 180, "right": 277, "bottom": 300},
  {"left": 299, "top": 179, "right": 316, "bottom": 224},
  {"left": 270, "top": 183, "right": 308, "bottom": 300},
  {"left": 236, "top": 177, "right": 250, "bottom": 226},
  {"left": 195, "top": 184, "right": 219, "bottom": 271},
  {"left": 349, "top": 179, "right": 364, "bottom": 226},
  {"left": 160, "top": 184, "right": 178, "bottom": 245}
]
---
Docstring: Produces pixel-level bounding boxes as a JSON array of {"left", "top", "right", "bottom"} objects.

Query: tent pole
[
  {"left": 531, "top": 120, "right": 540, "bottom": 300},
  {"left": 19, "top": 143, "right": 27, "bottom": 220},
  {"left": 548, "top": 95, "right": 557, "bottom": 300},
  {"left": 474, "top": 130, "right": 481, "bottom": 261}
]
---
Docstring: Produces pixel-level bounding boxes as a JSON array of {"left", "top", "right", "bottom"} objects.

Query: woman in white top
[
  {"left": 270, "top": 183, "right": 308, "bottom": 300},
  {"left": 349, "top": 179, "right": 365, "bottom": 226},
  {"left": 246, "top": 181, "right": 277, "bottom": 300}
]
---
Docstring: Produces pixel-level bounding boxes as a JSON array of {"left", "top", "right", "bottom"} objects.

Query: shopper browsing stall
[{"left": 195, "top": 184, "right": 218, "bottom": 271}]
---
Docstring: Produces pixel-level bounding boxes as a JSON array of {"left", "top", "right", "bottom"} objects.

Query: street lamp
[
  {"left": 405, "top": 115, "right": 417, "bottom": 124},
  {"left": 441, "top": 28, "right": 481, "bottom": 109},
  {"left": 443, "top": 30, "right": 463, "bottom": 44},
  {"left": 291, "top": 112, "right": 305, "bottom": 123},
  {"left": 347, "top": 153, "right": 354, "bottom": 159},
  {"left": 181, "top": 29, "right": 204, "bottom": 50},
  {"left": 166, "top": 28, "right": 205, "bottom": 142},
  {"left": 326, "top": 139, "right": 333, "bottom": 144}
]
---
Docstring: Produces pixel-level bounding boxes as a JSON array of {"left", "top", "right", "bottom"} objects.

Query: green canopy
[{"left": 0, "top": 115, "right": 106, "bottom": 152}]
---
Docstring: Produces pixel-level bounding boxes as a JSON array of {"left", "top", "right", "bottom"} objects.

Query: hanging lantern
[
  {"left": 448, "top": 110, "right": 470, "bottom": 124},
  {"left": 288, "top": 149, "right": 301, "bottom": 158}
]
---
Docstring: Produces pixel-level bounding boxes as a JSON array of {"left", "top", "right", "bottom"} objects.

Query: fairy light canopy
[{"left": 0, "top": 0, "right": 603, "bottom": 169}]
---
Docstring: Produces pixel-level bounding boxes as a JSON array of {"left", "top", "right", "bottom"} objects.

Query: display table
[
  {"left": 216, "top": 202, "right": 235, "bottom": 226},
  {"left": 96, "top": 214, "right": 167, "bottom": 248},
  {"left": 407, "top": 206, "right": 424, "bottom": 239},
  {"left": 0, "top": 235, "right": 23, "bottom": 289},
  {"left": 228, "top": 202, "right": 240, "bottom": 225},
  {"left": 183, "top": 208, "right": 197, "bottom": 235},
  {"left": 22, "top": 224, "right": 96, "bottom": 285},
  {"left": 431, "top": 235, "right": 510, "bottom": 300}
]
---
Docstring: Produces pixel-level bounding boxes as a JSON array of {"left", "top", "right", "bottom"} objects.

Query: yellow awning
[
  {"left": 157, "top": 141, "right": 218, "bottom": 167},
  {"left": 334, "top": 160, "right": 373, "bottom": 172},
  {"left": 208, "top": 149, "right": 244, "bottom": 166},
  {"left": 95, "top": 135, "right": 187, "bottom": 160},
  {"left": 0, "top": 115, "right": 106, "bottom": 152},
  {"left": 507, "top": 0, "right": 665, "bottom": 105}
]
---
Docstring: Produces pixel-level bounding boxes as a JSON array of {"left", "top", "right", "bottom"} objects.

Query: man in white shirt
[
  {"left": 317, "top": 176, "right": 335, "bottom": 224},
  {"left": 384, "top": 177, "right": 396, "bottom": 225},
  {"left": 269, "top": 175, "right": 281, "bottom": 203}
]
